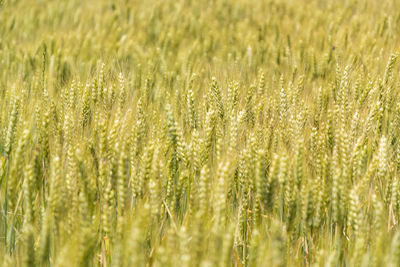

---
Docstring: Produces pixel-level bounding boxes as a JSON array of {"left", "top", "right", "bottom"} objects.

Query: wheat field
[{"left": 1, "top": 0, "right": 400, "bottom": 266}]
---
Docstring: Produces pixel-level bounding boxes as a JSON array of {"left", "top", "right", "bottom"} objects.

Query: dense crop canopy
[{"left": 1, "top": 0, "right": 400, "bottom": 266}]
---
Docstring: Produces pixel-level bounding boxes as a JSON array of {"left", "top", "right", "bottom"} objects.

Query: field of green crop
[{"left": 1, "top": 0, "right": 400, "bottom": 266}]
